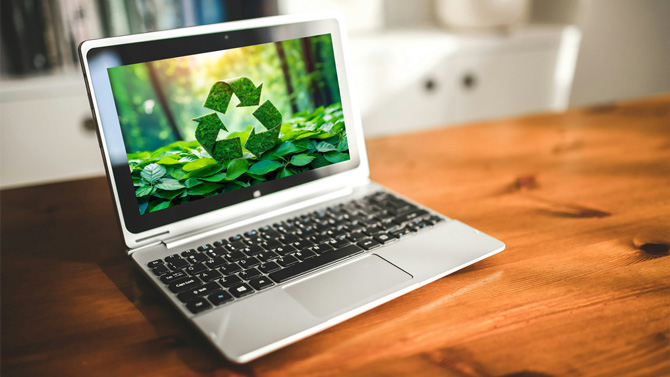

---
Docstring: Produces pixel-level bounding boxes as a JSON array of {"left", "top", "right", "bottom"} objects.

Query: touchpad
[{"left": 283, "top": 255, "right": 412, "bottom": 318}]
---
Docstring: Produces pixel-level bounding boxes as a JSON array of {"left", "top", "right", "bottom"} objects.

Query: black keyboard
[{"left": 146, "top": 191, "right": 445, "bottom": 314}]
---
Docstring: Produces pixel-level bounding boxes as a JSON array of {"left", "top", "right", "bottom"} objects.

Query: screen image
[{"left": 107, "top": 34, "right": 350, "bottom": 215}]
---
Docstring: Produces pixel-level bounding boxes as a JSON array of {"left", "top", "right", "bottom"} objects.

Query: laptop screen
[
  {"left": 106, "top": 34, "right": 350, "bottom": 216},
  {"left": 84, "top": 19, "right": 362, "bottom": 234}
]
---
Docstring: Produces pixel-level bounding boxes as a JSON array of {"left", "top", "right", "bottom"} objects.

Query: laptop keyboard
[{"left": 146, "top": 191, "right": 445, "bottom": 314}]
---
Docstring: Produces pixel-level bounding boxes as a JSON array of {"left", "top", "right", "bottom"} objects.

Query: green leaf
[
  {"left": 154, "top": 188, "right": 185, "bottom": 200},
  {"left": 316, "top": 141, "right": 337, "bottom": 153},
  {"left": 135, "top": 185, "right": 156, "bottom": 197},
  {"left": 127, "top": 151, "right": 151, "bottom": 160},
  {"left": 170, "top": 169, "right": 187, "bottom": 180},
  {"left": 290, "top": 154, "right": 315, "bottom": 166},
  {"left": 187, "top": 182, "right": 222, "bottom": 196},
  {"left": 149, "top": 200, "right": 171, "bottom": 212},
  {"left": 180, "top": 164, "right": 225, "bottom": 180},
  {"left": 155, "top": 178, "right": 185, "bottom": 191},
  {"left": 183, "top": 158, "right": 218, "bottom": 172},
  {"left": 179, "top": 155, "right": 197, "bottom": 163},
  {"left": 138, "top": 198, "right": 150, "bottom": 215},
  {"left": 184, "top": 178, "right": 202, "bottom": 188},
  {"left": 156, "top": 156, "right": 182, "bottom": 165},
  {"left": 311, "top": 155, "right": 330, "bottom": 169},
  {"left": 200, "top": 172, "right": 227, "bottom": 182},
  {"left": 230, "top": 180, "right": 250, "bottom": 188},
  {"left": 246, "top": 173, "right": 267, "bottom": 181},
  {"left": 324, "top": 152, "right": 350, "bottom": 164},
  {"left": 277, "top": 167, "right": 293, "bottom": 178},
  {"left": 274, "top": 141, "right": 303, "bottom": 157},
  {"left": 140, "top": 163, "right": 166, "bottom": 183},
  {"left": 338, "top": 136, "right": 349, "bottom": 152},
  {"left": 226, "top": 159, "right": 248, "bottom": 180},
  {"left": 248, "top": 160, "right": 283, "bottom": 175}
]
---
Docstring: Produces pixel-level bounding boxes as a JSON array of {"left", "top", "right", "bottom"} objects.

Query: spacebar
[{"left": 269, "top": 244, "right": 364, "bottom": 283}]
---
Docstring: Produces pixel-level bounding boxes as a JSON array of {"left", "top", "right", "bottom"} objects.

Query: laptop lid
[{"left": 79, "top": 13, "right": 369, "bottom": 250}]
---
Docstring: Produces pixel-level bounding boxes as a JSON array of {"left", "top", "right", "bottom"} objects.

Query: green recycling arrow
[
  {"left": 193, "top": 77, "right": 282, "bottom": 164},
  {"left": 192, "top": 113, "right": 243, "bottom": 162}
]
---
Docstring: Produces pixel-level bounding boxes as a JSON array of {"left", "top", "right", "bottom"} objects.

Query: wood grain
[{"left": 2, "top": 95, "right": 669, "bottom": 377}]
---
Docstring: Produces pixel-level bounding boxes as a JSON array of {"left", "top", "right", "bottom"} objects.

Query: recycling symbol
[{"left": 192, "top": 77, "right": 282, "bottom": 164}]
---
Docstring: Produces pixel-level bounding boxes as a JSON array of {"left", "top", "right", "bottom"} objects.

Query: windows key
[{"left": 230, "top": 283, "right": 254, "bottom": 298}]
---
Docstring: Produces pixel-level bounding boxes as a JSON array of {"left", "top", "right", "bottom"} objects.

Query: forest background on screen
[{"left": 108, "top": 34, "right": 350, "bottom": 214}]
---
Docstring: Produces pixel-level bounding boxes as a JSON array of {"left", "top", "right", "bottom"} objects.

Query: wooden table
[{"left": 2, "top": 95, "right": 669, "bottom": 376}]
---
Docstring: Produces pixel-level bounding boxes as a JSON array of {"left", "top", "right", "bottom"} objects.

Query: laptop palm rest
[{"left": 283, "top": 255, "right": 412, "bottom": 318}]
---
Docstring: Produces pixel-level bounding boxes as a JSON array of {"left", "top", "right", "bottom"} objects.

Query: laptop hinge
[
  {"left": 127, "top": 240, "right": 162, "bottom": 256},
  {"left": 163, "top": 186, "right": 355, "bottom": 250}
]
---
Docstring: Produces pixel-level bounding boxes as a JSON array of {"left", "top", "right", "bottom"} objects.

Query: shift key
[{"left": 168, "top": 276, "right": 201, "bottom": 293}]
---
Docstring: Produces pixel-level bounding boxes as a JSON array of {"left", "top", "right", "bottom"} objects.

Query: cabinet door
[{"left": 0, "top": 93, "right": 103, "bottom": 188}]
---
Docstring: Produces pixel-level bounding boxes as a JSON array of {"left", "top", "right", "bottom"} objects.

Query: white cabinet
[
  {"left": 350, "top": 26, "right": 580, "bottom": 136},
  {"left": 0, "top": 73, "right": 105, "bottom": 188}
]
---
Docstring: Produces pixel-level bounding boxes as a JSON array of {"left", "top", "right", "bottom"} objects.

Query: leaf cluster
[{"left": 130, "top": 103, "right": 349, "bottom": 214}]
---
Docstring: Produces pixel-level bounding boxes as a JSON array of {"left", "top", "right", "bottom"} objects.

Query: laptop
[{"left": 79, "top": 13, "right": 505, "bottom": 363}]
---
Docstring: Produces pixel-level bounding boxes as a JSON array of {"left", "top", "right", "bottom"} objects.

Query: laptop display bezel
[{"left": 80, "top": 15, "right": 368, "bottom": 245}]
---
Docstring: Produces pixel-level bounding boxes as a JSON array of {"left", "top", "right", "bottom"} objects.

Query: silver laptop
[{"left": 79, "top": 13, "right": 504, "bottom": 363}]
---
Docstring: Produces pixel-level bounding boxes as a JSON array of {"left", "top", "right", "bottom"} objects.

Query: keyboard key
[
  {"left": 249, "top": 277, "right": 274, "bottom": 291},
  {"left": 224, "top": 250, "right": 246, "bottom": 262},
  {"left": 430, "top": 215, "right": 445, "bottom": 223},
  {"left": 290, "top": 239, "right": 314, "bottom": 250},
  {"left": 219, "top": 263, "right": 242, "bottom": 276},
  {"left": 244, "top": 229, "right": 259, "bottom": 238},
  {"left": 295, "top": 249, "right": 317, "bottom": 261},
  {"left": 239, "top": 267, "right": 262, "bottom": 281},
  {"left": 394, "top": 209, "right": 429, "bottom": 224},
  {"left": 160, "top": 270, "right": 188, "bottom": 284},
  {"left": 261, "top": 238, "right": 282, "bottom": 250},
  {"left": 224, "top": 240, "right": 247, "bottom": 252},
  {"left": 168, "top": 276, "right": 201, "bottom": 293},
  {"left": 199, "top": 269, "right": 222, "bottom": 282},
  {"left": 261, "top": 229, "right": 282, "bottom": 239},
  {"left": 257, "top": 251, "right": 279, "bottom": 262},
  {"left": 245, "top": 244, "right": 264, "bottom": 255},
  {"left": 229, "top": 283, "right": 254, "bottom": 298},
  {"left": 259, "top": 261, "right": 281, "bottom": 273},
  {"left": 168, "top": 258, "right": 189, "bottom": 271},
  {"left": 238, "top": 257, "right": 261, "bottom": 269},
  {"left": 219, "top": 274, "right": 243, "bottom": 288},
  {"left": 357, "top": 238, "right": 381, "bottom": 250},
  {"left": 328, "top": 235, "right": 350, "bottom": 248},
  {"left": 151, "top": 264, "right": 170, "bottom": 276},
  {"left": 208, "top": 290, "right": 234, "bottom": 306},
  {"left": 310, "top": 243, "right": 333, "bottom": 254},
  {"left": 373, "top": 233, "right": 395, "bottom": 244},
  {"left": 279, "top": 234, "right": 299, "bottom": 244},
  {"left": 184, "top": 262, "right": 208, "bottom": 276},
  {"left": 165, "top": 254, "right": 181, "bottom": 262},
  {"left": 205, "top": 256, "right": 227, "bottom": 269},
  {"left": 389, "top": 227, "right": 412, "bottom": 239},
  {"left": 177, "top": 282, "right": 220, "bottom": 302},
  {"left": 186, "top": 297, "right": 212, "bottom": 314},
  {"left": 197, "top": 244, "right": 214, "bottom": 252},
  {"left": 277, "top": 255, "right": 299, "bottom": 267},
  {"left": 181, "top": 249, "right": 197, "bottom": 258},
  {"left": 347, "top": 232, "right": 368, "bottom": 242},
  {"left": 272, "top": 245, "right": 297, "bottom": 256},
  {"left": 269, "top": 244, "right": 364, "bottom": 283},
  {"left": 147, "top": 260, "right": 164, "bottom": 268},
  {"left": 186, "top": 253, "right": 208, "bottom": 264},
  {"left": 229, "top": 234, "right": 243, "bottom": 242}
]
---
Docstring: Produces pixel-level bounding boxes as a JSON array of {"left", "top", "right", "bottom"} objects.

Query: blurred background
[{"left": 1, "top": 0, "right": 668, "bottom": 188}]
